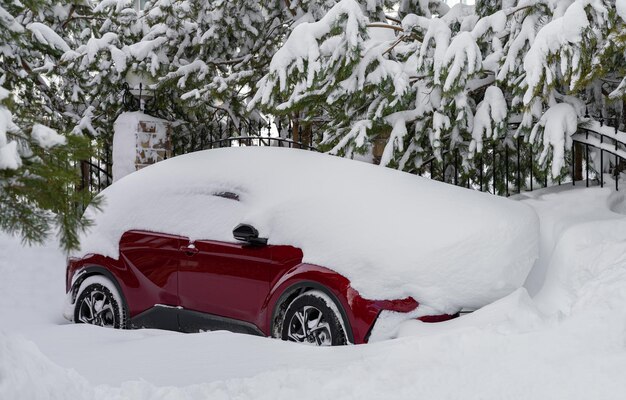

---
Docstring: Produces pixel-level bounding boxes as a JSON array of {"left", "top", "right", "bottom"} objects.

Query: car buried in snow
[{"left": 64, "top": 147, "right": 538, "bottom": 345}]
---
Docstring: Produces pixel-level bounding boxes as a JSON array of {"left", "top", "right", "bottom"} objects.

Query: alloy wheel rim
[
  {"left": 78, "top": 289, "right": 116, "bottom": 327},
  {"left": 287, "top": 305, "right": 332, "bottom": 346}
]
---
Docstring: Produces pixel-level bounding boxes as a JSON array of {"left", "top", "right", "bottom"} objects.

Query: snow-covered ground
[{"left": 2, "top": 183, "right": 626, "bottom": 399}]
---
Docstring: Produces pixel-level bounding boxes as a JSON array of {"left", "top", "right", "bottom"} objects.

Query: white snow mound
[
  {"left": 0, "top": 332, "right": 92, "bottom": 400},
  {"left": 77, "top": 147, "right": 539, "bottom": 313}
]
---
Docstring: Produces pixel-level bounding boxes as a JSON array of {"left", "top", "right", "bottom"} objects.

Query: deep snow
[{"left": 2, "top": 182, "right": 626, "bottom": 399}]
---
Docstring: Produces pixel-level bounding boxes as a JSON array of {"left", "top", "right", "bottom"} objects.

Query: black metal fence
[
  {"left": 82, "top": 137, "right": 113, "bottom": 194},
  {"left": 82, "top": 118, "right": 625, "bottom": 200},
  {"left": 170, "top": 119, "right": 316, "bottom": 156},
  {"left": 201, "top": 136, "right": 318, "bottom": 151},
  {"left": 82, "top": 119, "right": 316, "bottom": 195},
  {"left": 416, "top": 121, "right": 625, "bottom": 196}
]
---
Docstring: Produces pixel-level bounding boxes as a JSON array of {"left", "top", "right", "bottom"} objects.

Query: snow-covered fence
[
  {"left": 76, "top": 117, "right": 317, "bottom": 203},
  {"left": 81, "top": 117, "right": 624, "bottom": 201},
  {"left": 417, "top": 120, "right": 626, "bottom": 196},
  {"left": 572, "top": 119, "right": 626, "bottom": 191},
  {"left": 170, "top": 119, "right": 318, "bottom": 156},
  {"left": 417, "top": 132, "right": 545, "bottom": 197},
  {"left": 205, "top": 136, "right": 318, "bottom": 151}
]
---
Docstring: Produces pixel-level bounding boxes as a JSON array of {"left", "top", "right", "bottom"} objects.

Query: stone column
[{"left": 112, "top": 111, "right": 172, "bottom": 182}]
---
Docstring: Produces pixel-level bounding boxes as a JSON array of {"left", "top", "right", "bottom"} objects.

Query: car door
[
  {"left": 119, "top": 230, "right": 186, "bottom": 327},
  {"left": 177, "top": 239, "right": 275, "bottom": 331}
]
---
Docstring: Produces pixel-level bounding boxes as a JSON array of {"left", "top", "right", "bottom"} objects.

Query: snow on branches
[
  {"left": 530, "top": 103, "right": 578, "bottom": 178},
  {"left": 0, "top": 0, "right": 98, "bottom": 251},
  {"left": 522, "top": 1, "right": 607, "bottom": 106},
  {"left": 470, "top": 86, "right": 507, "bottom": 157},
  {"left": 251, "top": 0, "right": 369, "bottom": 110},
  {"left": 0, "top": 84, "right": 21, "bottom": 170},
  {"left": 254, "top": 0, "right": 621, "bottom": 179}
]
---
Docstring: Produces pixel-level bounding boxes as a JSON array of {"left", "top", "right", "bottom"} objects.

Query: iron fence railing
[
  {"left": 202, "top": 136, "right": 318, "bottom": 151},
  {"left": 80, "top": 119, "right": 626, "bottom": 204},
  {"left": 416, "top": 121, "right": 625, "bottom": 196}
]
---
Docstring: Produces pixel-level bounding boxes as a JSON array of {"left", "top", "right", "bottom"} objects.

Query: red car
[
  {"left": 65, "top": 222, "right": 455, "bottom": 346},
  {"left": 65, "top": 147, "right": 536, "bottom": 345}
]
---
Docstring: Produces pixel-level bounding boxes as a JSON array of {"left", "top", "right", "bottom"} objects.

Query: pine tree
[
  {"left": 0, "top": 0, "right": 97, "bottom": 251},
  {"left": 253, "top": 0, "right": 621, "bottom": 190},
  {"left": 64, "top": 0, "right": 400, "bottom": 152}
]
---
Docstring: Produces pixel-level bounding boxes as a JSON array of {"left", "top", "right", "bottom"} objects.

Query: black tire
[
  {"left": 280, "top": 290, "right": 347, "bottom": 346},
  {"left": 74, "top": 276, "right": 128, "bottom": 329}
]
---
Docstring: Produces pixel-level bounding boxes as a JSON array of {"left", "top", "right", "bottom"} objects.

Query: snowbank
[
  {"left": 77, "top": 147, "right": 538, "bottom": 312},
  {"left": 0, "top": 332, "right": 92, "bottom": 400},
  {"left": 520, "top": 187, "right": 626, "bottom": 315},
  {"left": 3, "top": 184, "right": 626, "bottom": 399}
]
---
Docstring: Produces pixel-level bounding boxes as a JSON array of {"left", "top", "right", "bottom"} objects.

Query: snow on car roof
[{"left": 77, "top": 147, "right": 538, "bottom": 313}]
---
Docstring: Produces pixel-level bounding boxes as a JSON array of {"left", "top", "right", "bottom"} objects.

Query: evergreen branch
[{"left": 366, "top": 23, "right": 404, "bottom": 32}]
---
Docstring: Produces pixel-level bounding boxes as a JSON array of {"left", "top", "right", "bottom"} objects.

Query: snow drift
[
  {"left": 0, "top": 332, "right": 92, "bottom": 400},
  {"left": 77, "top": 147, "right": 538, "bottom": 313},
  {"left": 3, "top": 185, "right": 626, "bottom": 399}
]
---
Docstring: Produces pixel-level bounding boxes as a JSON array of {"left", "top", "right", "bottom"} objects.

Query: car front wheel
[
  {"left": 281, "top": 290, "right": 348, "bottom": 346},
  {"left": 74, "top": 276, "right": 127, "bottom": 329}
]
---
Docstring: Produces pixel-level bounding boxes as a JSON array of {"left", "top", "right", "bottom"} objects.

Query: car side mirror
[{"left": 233, "top": 224, "right": 268, "bottom": 246}]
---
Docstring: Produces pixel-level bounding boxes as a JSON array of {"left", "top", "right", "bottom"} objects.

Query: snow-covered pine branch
[
  {"left": 253, "top": 0, "right": 624, "bottom": 179},
  {"left": 0, "top": 0, "right": 98, "bottom": 251}
]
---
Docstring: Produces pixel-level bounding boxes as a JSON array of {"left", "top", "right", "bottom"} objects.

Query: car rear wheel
[
  {"left": 74, "top": 276, "right": 127, "bottom": 329},
  {"left": 280, "top": 290, "right": 347, "bottom": 346}
]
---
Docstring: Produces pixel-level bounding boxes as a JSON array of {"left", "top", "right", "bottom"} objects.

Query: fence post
[
  {"left": 616, "top": 125, "right": 619, "bottom": 192},
  {"left": 586, "top": 143, "right": 589, "bottom": 187},
  {"left": 479, "top": 153, "right": 483, "bottom": 192},
  {"left": 600, "top": 135, "right": 604, "bottom": 188},
  {"left": 454, "top": 150, "right": 458, "bottom": 186},
  {"left": 572, "top": 142, "right": 575, "bottom": 186},
  {"left": 441, "top": 151, "right": 446, "bottom": 182},
  {"left": 96, "top": 149, "right": 101, "bottom": 190},
  {"left": 492, "top": 142, "right": 496, "bottom": 195},
  {"left": 505, "top": 145, "right": 509, "bottom": 196},
  {"left": 615, "top": 152, "right": 619, "bottom": 191},
  {"left": 530, "top": 144, "right": 533, "bottom": 192},
  {"left": 517, "top": 137, "right": 521, "bottom": 194}
]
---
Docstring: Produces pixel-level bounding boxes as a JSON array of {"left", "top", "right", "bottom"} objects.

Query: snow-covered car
[{"left": 64, "top": 147, "right": 538, "bottom": 345}]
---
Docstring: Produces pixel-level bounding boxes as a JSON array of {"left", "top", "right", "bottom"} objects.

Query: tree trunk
[
  {"left": 574, "top": 143, "right": 583, "bottom": 181},
  {"left": 79, "top": 160, "right": 90, "bottom": 192},
  {"left": 301, "top": 123, "right": 312, "bottom": 149},
  {"left": 291, "top": 115, "right": 300, "bottom": 148},
  {"left": 372, "top": 131, "right": 391, "bottom": 165}
]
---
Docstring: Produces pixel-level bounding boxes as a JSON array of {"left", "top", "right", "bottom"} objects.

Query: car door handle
[{"left": 179, "top": 245, "right": 198, "bottom": 256}]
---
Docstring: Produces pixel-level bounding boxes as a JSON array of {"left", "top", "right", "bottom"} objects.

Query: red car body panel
[{"left": 67, "top": 230, "right": 456, "bottom": 344}]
